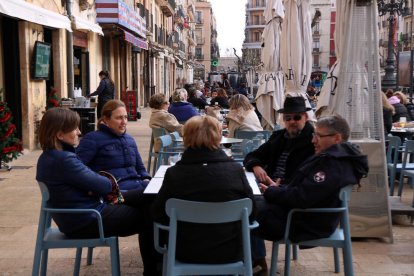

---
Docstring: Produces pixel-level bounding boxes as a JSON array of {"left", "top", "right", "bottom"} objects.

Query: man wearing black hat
[
  {"left": 244, "top": 96, "right": 315, "bottom": 186},
  {"left": 245, "top": 96, "right": 315, "bottom": 275}
]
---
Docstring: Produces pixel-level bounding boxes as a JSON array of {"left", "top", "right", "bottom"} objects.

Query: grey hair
[
  {"left": 315, "top": 114, "right": 350, "bottom": 141},
  {"left": 172, "top": 88, "right": 188, "bottom": 102}
]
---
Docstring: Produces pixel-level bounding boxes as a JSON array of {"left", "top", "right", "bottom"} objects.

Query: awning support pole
[{"left": 66, "top": 0, "right": 74, "bottom": 98}]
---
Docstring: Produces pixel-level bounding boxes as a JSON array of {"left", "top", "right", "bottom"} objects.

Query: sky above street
[{"left": 209, "top": 0, "right": 247, "bottom": 57}]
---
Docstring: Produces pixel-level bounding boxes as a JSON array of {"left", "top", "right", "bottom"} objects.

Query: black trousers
[{"left": 66, "top": 191, "right": 160, "bottom": 276}]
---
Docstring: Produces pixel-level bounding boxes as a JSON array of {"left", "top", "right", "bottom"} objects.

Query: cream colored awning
[
  {"left": 73, "top": 16, "right": 103, "bottom": 36},
  {"left": 0, "top": 0, "right": 72, "bottom": 31}
]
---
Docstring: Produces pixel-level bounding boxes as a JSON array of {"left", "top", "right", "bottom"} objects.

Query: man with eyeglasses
[
  {"left": 244, "top": 96, "right": 315, "bottom": 275},
  {"left": 252, "top": 115, "right": 368, "bottom": 268},
  {"left": 244, "top": 96, "right": 315, "bottom": 186}
]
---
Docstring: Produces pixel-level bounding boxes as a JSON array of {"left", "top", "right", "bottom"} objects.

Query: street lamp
[{"left": 378, "top": 0, "right": 407, "bottom": 90}]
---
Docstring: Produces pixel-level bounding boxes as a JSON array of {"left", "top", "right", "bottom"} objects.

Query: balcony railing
[
  {"left": 195, "top": 54, "right": 204, "bottom": 60},
  {"left": 157, "top": 0, "right": 176, "bottom": 17},
  {"left": 313, "top": 47, "right": 320, "bottom": 53},
  {"left": 154, "top": 24, "right": 166, "bottom": 45},
  {"left": 246, "top": 20, "right": 266, "bottom": 26}
]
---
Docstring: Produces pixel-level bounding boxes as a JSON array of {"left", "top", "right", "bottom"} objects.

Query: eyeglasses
[
  {"left": 312, "top": 132, "right": 337, "bottom": 139},
  {"left": 283, "top": 114, "right": 302, "bottom": 122}
]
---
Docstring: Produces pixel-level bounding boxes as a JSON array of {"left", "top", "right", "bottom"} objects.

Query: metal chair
[
  {"left": 155, "top": 134, "right": 182, "bottom": 172},
  {"left": 385, "top": 136, "right": 402, "bottom": 195},
  {"left": 32, "top": 182, "right": 120, "bottom": 276},
  {"left": 148, "top": 127, "right": 167, "bottom": 175},
  {"left": 269, "top": 185, "right": 354, "bottom": 276},
  {"left": 398, "top": 140, "right": 414, "bottom": 196},
  {"left": 154, "top": 198, "right": 258, "bottom": 276}
]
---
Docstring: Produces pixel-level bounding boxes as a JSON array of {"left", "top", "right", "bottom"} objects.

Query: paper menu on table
[
  {"left": 144, "top": 178, "right": 164, "bottom": 194},
  {"left": 153, "top": 165, "right": 171, "bottom": 178},
  {"left": 245, "top": 171, "right": 261, "bottom": 195}
]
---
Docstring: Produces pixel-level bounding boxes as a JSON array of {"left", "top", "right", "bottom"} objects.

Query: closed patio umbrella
[
  {"left": 255, "top": 0, "right": 285, "bottom": 130},
  {"left": 280, "top": 0, "right": 314, "bottom": 120},
  {"left": 316, "top": 0, "right": 351, "bottom": 117}
]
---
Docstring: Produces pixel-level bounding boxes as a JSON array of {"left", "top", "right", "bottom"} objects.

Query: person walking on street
[{"left": 88, "top": 70, "right": 115, "bottom": 118}]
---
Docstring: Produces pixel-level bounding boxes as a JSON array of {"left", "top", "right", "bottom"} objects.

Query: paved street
[{"left": 2, "top": 107, "right": 414, "bottom": 275}]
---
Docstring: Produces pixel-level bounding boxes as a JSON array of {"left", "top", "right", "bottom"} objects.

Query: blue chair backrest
[
  {"left": 166, "top": 198, "right": 253, "bottom": 223},
  {"left": 386, "top": 136, "right": 401, "bottom": 164}
]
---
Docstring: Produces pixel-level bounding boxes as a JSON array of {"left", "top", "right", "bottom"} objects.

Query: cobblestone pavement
[{"left": 1, "top": 107, "right": 414, "bottom": 275}]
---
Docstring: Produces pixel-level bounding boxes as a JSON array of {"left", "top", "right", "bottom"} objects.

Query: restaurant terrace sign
[{"left": 96, "top": 0, "right": 146, "bottom": 38}]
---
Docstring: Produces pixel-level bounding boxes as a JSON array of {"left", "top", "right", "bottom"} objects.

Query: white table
[
  {"left": 174, "top": 136, "right": 243, "bottom": 144},
  {"left": 144, "top": 165, "right": 261, "bottom": 195}
]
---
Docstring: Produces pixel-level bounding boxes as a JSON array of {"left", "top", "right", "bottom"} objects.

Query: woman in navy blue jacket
[
  {"left": 168, "top": 88, "right": 199, "bottom": 123},
  {"left": 77, "top": 100, "right": 151, "bottom": 191},
  {"left": 36, "top": 107, "right": 159, "bottom": 275}
]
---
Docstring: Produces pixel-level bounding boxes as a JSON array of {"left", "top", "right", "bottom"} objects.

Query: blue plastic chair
[
  {"left": 148, "top": 127, "right": 167, "bottom": 175},
  {"left": 32, "top": 182, "right": 120, "bottom": 276},
  {"left": 155, "top": 134, "right": 183, "bottom": 171},
  {"left": 386, "top": 136, "right": 402, "bottom": 195},
  {"left": 398, "top": 140, "right": 414, "bottom": 196},
  {"left": 154, "top": 198, "right": 259, "bottom": 276},
  {"left": 269, "top": 185, "right": 354, "bottom": 276}
]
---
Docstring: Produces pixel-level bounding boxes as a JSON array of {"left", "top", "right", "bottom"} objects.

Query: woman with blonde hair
[
  {"left": 151, "top": 115, "right": 255, "bottom": 265},
  {"left": 226, "top": 94, "right": 263, "bottom": 137}
]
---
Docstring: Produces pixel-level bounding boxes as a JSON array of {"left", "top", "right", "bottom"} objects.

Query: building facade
[{"left": 0, "top": 0, "right": 219, "bottom": 151}]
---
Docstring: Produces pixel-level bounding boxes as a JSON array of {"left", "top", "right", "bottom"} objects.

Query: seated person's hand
[
  {"left": 253, "top": 166, "right": 268, "bottom": 183},
  {"left": 259, "top": 177, "right": 280, "bottom": 193}
]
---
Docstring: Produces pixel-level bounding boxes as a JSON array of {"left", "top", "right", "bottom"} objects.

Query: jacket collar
[
  {"left": 179, "top": 147, "right": 233, "bottom": 164},
  {"left": 98, "top": 123, "right": 126, "bottom": 137}
]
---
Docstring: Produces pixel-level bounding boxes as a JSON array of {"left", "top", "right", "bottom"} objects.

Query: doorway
[
  {"left": 74, "top": 48, "right": 90, "bottom": 96},
  {"left": 1, "top": 17, "right": 22, "bottom": 139}
]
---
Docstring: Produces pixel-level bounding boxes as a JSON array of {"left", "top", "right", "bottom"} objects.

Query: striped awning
[{"left": 122, "top": 29, "right": 148, "bottom": 50}]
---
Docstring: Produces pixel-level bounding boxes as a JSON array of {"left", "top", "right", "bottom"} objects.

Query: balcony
[
  {"left": 313, "top": 30, "right": 320, "bottom": 36},
  {"left": 155, "top": 0, "right": 176, "bottom": 17},
  {"left": 245, "top": 3, "right": 265, "bottom": 11},
  {"left": 195, "top": 18, "right": 204, "bottom": 25},
  {"left": 312, "top": 47, "right": 320, "bottom": 53},
  {"left": 154, "top": 24, "right": 166, "bottom": 45},
  {"left": 245, "top": 20, "right": 266, "bottom": 28},
  {"left": 195, "top": 54, "right": 204, "bottom": 60},
  {"left": 402, "top": 7, "right": 412, "bottom": 17},
  {"left": 312, "top": 64, "right": 321, "bottom": 69},
  {"left": 145, "top": 9, "right": 153, "bottom": 33}
]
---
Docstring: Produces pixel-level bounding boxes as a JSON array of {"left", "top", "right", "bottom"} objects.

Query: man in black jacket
[
  {"left": 244, "top": 96, "right": 315, "bottom": 275},
  {"left": 254, "top": 115, "right": 368, "bottom": 267},
  {"left": 244, "top": 96, "right": 315, "bottom": 186}
]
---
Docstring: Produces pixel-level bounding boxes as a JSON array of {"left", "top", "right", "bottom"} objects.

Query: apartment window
[
  {"left": 313, "top": 55, "right": 320, "bottom": 67},
  {"left": 195, "top": 47, "right": 202, "bottom": 58},
  {"left": 313, "top": 22, "right": 320, "bottom": 33},
  {"left": 254, "top": 32, "right": 261, "bottom": 42},
  {"left": 313, "top": 38, "right": 320, "bottom": 50},
  {"left": 196, "top": 11, "right": 203, "bottom": 23},
  {"left": 255, "top": 0, "right": 260, "bottom": 7},
  {"left": 254, "top": 15, "right": 260, "bottom": 25}
]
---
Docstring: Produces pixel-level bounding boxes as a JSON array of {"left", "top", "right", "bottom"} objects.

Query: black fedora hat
[{"left": 277, "top": 96, "right": 312, "bottom": 113}]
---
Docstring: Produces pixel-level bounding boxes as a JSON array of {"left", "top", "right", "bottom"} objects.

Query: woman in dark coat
[
  {"left": 210, "top": 88, "right": 230, "bottom": 108},
  {"left": 389, "top": 95, "right": 408, "bottom": 123},
  {"left": 88, "top": 70, "right": 115, "bottom": 118},
  {"left": 36, "top": 107, "right": 159, "bottom": 275},
  {"left": 151, "top": 115, "right": 256, "bottom": 264}
]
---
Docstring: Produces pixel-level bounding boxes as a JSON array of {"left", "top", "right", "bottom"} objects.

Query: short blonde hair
[
  {"left": 229, "top": 94, "right": 253, "bottom": 111},
  {"left": 172, "top": 88, "right": 188, "bottom": 102},
  {"left": 183, "top": 116, "right": 222, "bottom": 150}
]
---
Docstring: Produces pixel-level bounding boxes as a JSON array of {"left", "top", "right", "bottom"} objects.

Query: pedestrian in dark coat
[
  {"left": 88, "top": 70, "right": 115, "bottom": 118},
  {"left": 76, "top": 100, "right": 151, "bottom": 191},
  {"left": 151, "top": 116, "right": 255, "bottom": 264},
  {"left": 254, "top": 115, "right": 368, "bottom": 243}
]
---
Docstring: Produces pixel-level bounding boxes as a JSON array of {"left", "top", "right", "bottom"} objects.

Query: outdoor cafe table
[
  {"left": 174, "top": 136, "right": 243, "bottom": 145},
  {"left": 390, "top": 127, "right": 414, "bottom": 141},
  {"left": 144, "top": 165, "right": 261, "bottom": 195}
]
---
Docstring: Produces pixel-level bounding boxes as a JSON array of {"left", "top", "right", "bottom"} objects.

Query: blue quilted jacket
[
  {"left": 76, "top": 124, "right": 151, "bottom": 190},
  {"left": 36, "top": 143, "right": 111, "bottom": 234}
]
